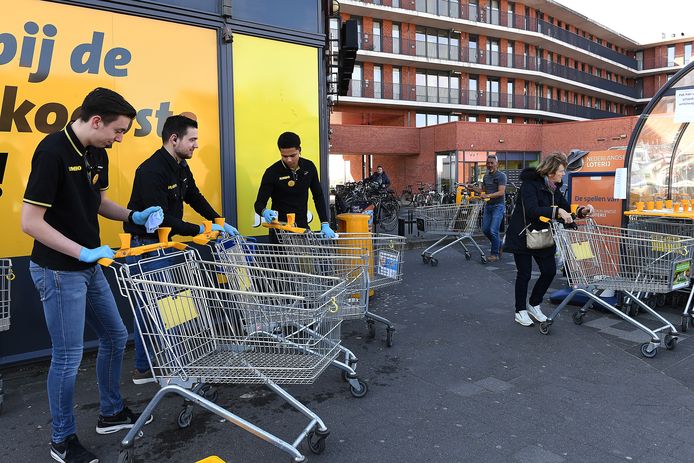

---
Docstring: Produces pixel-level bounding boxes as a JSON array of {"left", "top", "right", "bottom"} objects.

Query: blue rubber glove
[
  {"left": 79, "top": 245, "right": 115, "bottom": 263},
  {"left": 199, "top": 223, "right": 225, "bottom": 234},
  {"left": 321, "top": 223, "right": 336, "bottom": 239},
  {"left": 262, "top": 209, "right": 279, "bottom": 223},
  {"left": 223, "top": 223, "right": 240, "bottom": 236},
  {"left": 131, "top": 206, "right": 163, "bottom": 226}
]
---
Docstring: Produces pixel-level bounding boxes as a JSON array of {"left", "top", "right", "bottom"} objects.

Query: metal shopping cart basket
[
  {"left": 266, "top": 218, "right": 405, "bottom": 346},
  {"left": 206, "top": 235, "right": 370, "bottom": 397},
  {"left": 109, "top": 242, "right": 349, "bottom": 463},
  {"left": 415, "top": 200, "right": 486, "bottom": 266},
  {"left": 626, "top": 214, "right": 694, "bottom": 331},
  {"left": 0, "top": 259, "right": 14, "bottom": 413},
  {"left": 539, "top": 218, "right": 694, "bottom": 358}
]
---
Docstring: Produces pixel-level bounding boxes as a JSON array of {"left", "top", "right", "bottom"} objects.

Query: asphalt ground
[{"left": 3, "top": 240, "right": 694, "bottom": 463}]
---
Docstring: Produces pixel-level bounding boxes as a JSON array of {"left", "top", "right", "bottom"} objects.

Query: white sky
[{"left": 554, "top": 0, "right": 694, "bottom": 44}]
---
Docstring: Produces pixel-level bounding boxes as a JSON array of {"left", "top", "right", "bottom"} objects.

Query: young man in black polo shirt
[
  {"left": 22, "top": 88, "right": 160, "bottom": 463},
  {"left": 124, "top": 113, "right": 238, "bottom": 383},
  {"left": 254, "top": 131, "right": 334, "bottom": 240}
]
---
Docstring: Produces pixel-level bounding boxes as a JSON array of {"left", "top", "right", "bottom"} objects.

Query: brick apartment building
[{"left": 327, "top": 0, "right": 693, "bottom": 191}]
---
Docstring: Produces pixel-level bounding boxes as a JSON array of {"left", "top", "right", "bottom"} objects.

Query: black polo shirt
[
  {"left": 124, "top": 147, "right": 220, "bottom": 238},
  {"left": 254, "top": 157, "right": 328, "bottom": 228},
  {"left": 23, "top": 124, "right": 109, "bottom": 271}
]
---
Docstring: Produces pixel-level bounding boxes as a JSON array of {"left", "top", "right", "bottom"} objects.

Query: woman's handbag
[{"left": 520, "top": 199, "right": 554, "bottom": 250}]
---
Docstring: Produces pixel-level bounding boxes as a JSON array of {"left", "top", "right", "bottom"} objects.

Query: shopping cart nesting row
[
  {"left": 625, "top": 214, "right": 694, "bottom": 332},
  {"left": 415, "top": 200, "right": 487, "bottom": 266},
  {"left": 0, "top": 259, "right": 14, "bottom": 414},
  {"left": 206, "top": 235, "right": 370, "bottom": 397},
  {"left": 264, "top": 216, "right": 405, "bottom": 346},
  {"left": 540, "top": 218, "right": 694, "bottom": 358},
  {"left": 107, "top": 228, "right": 350, "bottom": 463}
]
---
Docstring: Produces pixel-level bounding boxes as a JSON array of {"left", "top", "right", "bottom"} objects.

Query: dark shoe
[
  {"left": 96, "top": 406, "right": 153, "bottom": 435},
  {"left": 51, "top": 434, "right": 99, "bottom": 463},
  {"left": 131, "top": 368, "right": 155, "bottom": 385}
]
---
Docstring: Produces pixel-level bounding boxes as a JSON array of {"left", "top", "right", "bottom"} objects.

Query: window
[
  {"left": 392, "top": 0, "right": 400, "bottom": 6},
  {"left": 392, "top": 67, "right": 401, "bottom": 100},
  {"left": 507, "top": 41, "right": 515, "bottom": 68},
  {"left": 373, "top": 65, "right": 382, "bottom": 98},
  {"left": 486, "top": 116, "right": 499, "bottom": 123},
  {"left": 468, "top": 115, "right": 477, "bottom": 122},
  {"left": 487, "top": 38, "right": 500, "bottom": 66},
  {"left": 636, "top": 50, "right": 644, "bottom": 70},
  {"left": 507, "top": 1, "right": 515, "bottom": 27},
  {"left": 415, "top": 28, "right": 426, "bottom": 56},
  {"left": 373, "top": 20, "right": 382, "bottom": 52},
  {"left": 469, "top": 35, "right": 478, "bottom": 63},
  {"left": 507, "top": 117, "right": 513, "bottom": 123},
  {"left": 668, "top": 45, "right": 675, "bottom": 67},
  {"left": 686, "top": 43, "right": 692, "bottom": 65},
  {"left": 351, "top": 63, "right": 362, "bottom": 97},
  {"left": 469, "top": 76, "right": 478, "bottom": 105},
  {"left": 355, "top": 17, "right": 363, "bottom": 48},
  {"left": 487, "top": 78, "right": 500, "bottom": 106},
  {"left": 507, "top": 80, "right": 514, "bottom": 107},
  {"left": 392, "top": 24, "right": 401, "bottom": 54},
  {"left": 416, "top": 113, "right": 426, "bottom": 127},
  {"left": 469, "top": 0, "right": 478, "bottom": 21},
  {"left": 489, "top": 0, "right": 500, "bottom": 25},
  {"left": 438, "top": 32, "right": 450, "bottom": 60}
]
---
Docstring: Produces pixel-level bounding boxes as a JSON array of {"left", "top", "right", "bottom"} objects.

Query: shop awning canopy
[{"left": 627, "top": 61, "right": 694, "bottom": 206}]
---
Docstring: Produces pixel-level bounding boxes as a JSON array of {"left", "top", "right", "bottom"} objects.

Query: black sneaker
[
  {"left": 95, "top": 406, "right": 153, "bottom": 434},
  {"left": 50, "top": 434, "right": 99, "bottom": 463}
]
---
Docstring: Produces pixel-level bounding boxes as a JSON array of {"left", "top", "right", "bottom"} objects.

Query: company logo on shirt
[
  {"left": 167, "top": 184, "right": 177, "bottom": 190},
  {"left": 68, "top": 165, "right": 82, "bottom": 171}
]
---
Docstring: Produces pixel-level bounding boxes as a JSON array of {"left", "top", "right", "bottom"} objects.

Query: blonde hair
[{"left": 536, "top": 152, "right": 568, "bottom": 177}]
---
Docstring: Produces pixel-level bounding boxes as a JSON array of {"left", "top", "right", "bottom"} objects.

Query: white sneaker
[
  {"left": 515, "top": 310, "right": 534, "bottom": 326},
  {"left": 526, "top": 304, "right": 548, "bottom": 322}
]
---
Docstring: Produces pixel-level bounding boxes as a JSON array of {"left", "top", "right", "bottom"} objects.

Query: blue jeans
[
  {"left": 29, "top": 261, "right": 128, "bottom": 444},
  {"left": 482, "top": 202, "right": 505, "bottom": 256}
]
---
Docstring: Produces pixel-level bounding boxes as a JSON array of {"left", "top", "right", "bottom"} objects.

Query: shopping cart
[
  {"left": 415, "top": 200, "right": 486, "bottom": 266},
  {"left": 0, "top": 259, "right": 13, "bottom": 413},
  {"left": 626, "top": 214, "right": 694, "bottom": 331},
  {"left": 539, "top": 218, "right": 694, "bottom": 358},
  {"left": 206, "top": 235, "right": 370, "bottom": 397},
  {"left": 107, "top": 234, "right": 348, "bottom": 463},
  {"left": 265, "top": 217, "right": 405, "bottom": 346}
]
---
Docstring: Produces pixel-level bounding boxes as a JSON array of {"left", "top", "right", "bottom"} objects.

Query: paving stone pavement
[{"left": 2, "top": 242, "right": 694, "bottom": 463}]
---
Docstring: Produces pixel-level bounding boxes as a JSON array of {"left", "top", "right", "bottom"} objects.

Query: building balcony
[
  {"left": 345, "top": 0, "right": 638, "bottom": 69},
  {"left": 344, "top": 80, "right": 622, "bottom": 120},
  {"left": 360, "top": 36, "right": 641, "bottom": 99}
]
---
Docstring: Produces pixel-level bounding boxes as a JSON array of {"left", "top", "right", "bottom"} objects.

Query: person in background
[
  {"left": 503, "top": 152, "right": 594, "bottom": 327},
  {"left": 368, "top": 165, "right": 391, "bottom": 189},
  {"left": 479, "top": 155, "right": 506, "bottom": 262},
  {"left": 254, "top": 131, "right": 335, "bottom": 241},
  {"left": 22, "top": 88, "right": 159, "bottom": 463}
]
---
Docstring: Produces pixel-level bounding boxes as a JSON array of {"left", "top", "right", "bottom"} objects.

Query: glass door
[{"left": 436, "top": 152, "right": 458, "bottom": 194}]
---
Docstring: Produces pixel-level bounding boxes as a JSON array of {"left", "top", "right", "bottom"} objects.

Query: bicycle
[{"left": 399, "top": 184, "right": 414, "bottom": 206}]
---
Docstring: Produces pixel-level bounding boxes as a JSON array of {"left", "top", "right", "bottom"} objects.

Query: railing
[
  {"left": 345, "top": 80, "right": 622, "bottom": 119},
  {"left": 351, "top": 0, "right": 639, "bottom": 69},
  {"left": 359, "top": 35, "right": 640, "bottom": 98}
]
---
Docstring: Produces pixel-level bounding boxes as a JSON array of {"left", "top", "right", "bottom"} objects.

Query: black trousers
[{"left": 513, "top": 252, "right": 557, "bottom": 312}]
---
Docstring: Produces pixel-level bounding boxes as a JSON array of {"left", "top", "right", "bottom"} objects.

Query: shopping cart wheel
[
  {"left": 429, "top": 258, "right": 438, "bottom": 267},
  {"left": 681, "top": 315, "right": 689, "bottom": 333},
  {"left": 640, "top": 343, "right": 658, "bottom": 358},
  {"left": 572, "top": 311, "right": 584, "bottom": 325},
  {"left": 366, "top": 320, "right": 376, "bottom": 338},
  {"left": 539, "top": 322, "right": 550, "bottom": 335},
  {"left": 464, "top": 251, "right": 471, "bottom": 260},
  {"left": 177, "top": 406, "right": 193, "bottom": 428},
  {"left": 480, "top": 256, "right": 487, "bottom": 264},
  {"left": 386, "top": 328, "right": 395, "bottom": 347},
  {"left": 656, "top": 294, "right": 668, "bottom": 308},
  {"left": 200, "top": 384, "right": 219, "bottom": 403},
  {"left": 422, "top": 254, "right": 430, "bottom": 264},
  {"left": 664, "top": 335, "right": 678, "bottom": 350},
  {"left": 117, "top": 448, "right": 133, "bottom": 463},
  {"left": 306, "top": 429, "right": 329, "bottom": 454},
  {"left": 350, "top": 380, "right": 368, "bottom": 398}
]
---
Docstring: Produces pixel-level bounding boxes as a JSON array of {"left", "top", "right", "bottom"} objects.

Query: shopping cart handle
[
  {"left": 97, "top": 228, "right": 187, "bottom": 265},
  {"left": 262, "top": 213, "right": 307, "bottom": 233},
  {"left": 97, "top": 258, "right": 114, "bottom": 267},
  {"left": 539, "top": 216, "right": 551, "bottom": 223}
]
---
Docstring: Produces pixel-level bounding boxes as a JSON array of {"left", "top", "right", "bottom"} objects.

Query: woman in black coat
[{"left": 503, "top": 153, "right": 593, "bottom": 327}]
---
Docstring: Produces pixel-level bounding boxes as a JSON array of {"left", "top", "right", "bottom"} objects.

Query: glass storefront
[{"left": 435, "top": 151, "right": 540, "bottom": 192}]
